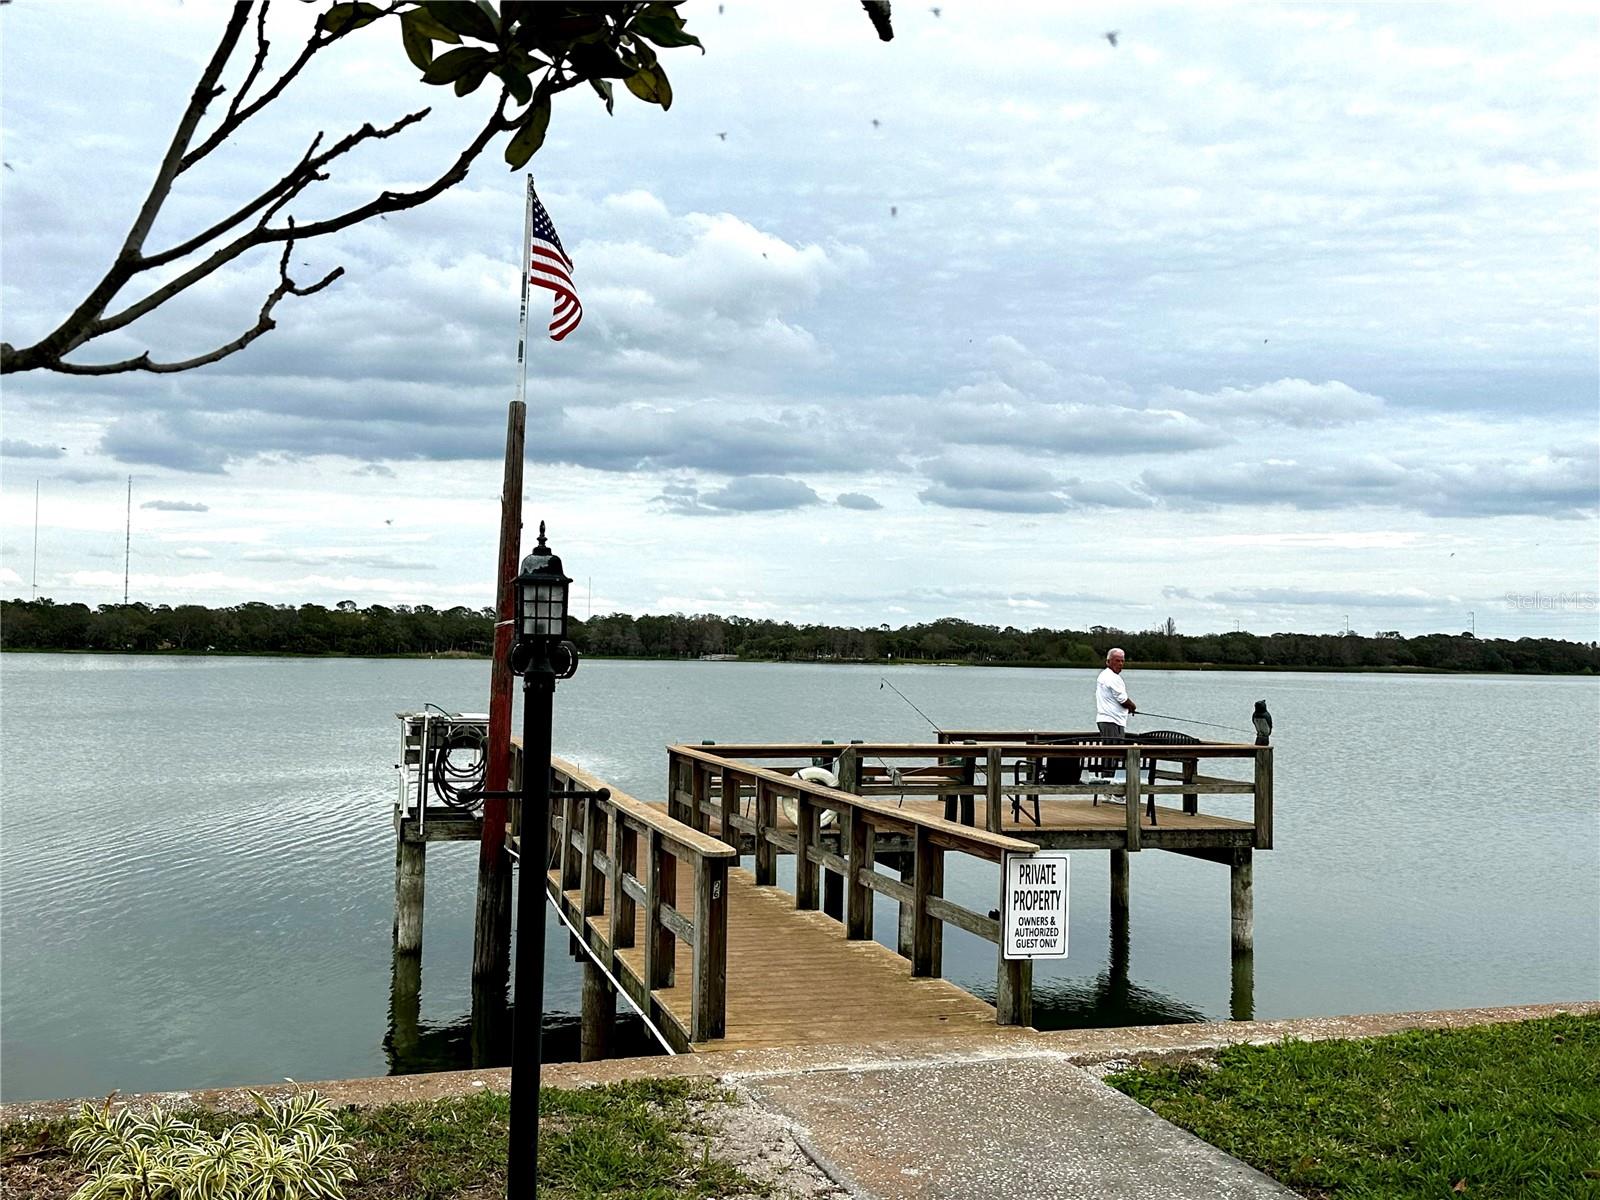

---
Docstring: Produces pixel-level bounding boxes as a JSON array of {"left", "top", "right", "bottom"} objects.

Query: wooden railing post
[
  {"left": 608, "top": 817, "right": 636, "bottom": 951},
  {"left": 1253, "top": 747, "right": 1273, "bottom": 849},
  {"left": 717, "top": 763, "right": 735, "bottom": 847},
  {"left": 690, "top": 758, "right": 709, "bottom": 832},
  {"left": 691, "top": 857, "right": 728, "bottom": 1040},
  {"left": 561, "top": 771, "right": 583, "bottom": 890},
  {"left": 996, "top": 950, "right": 1032, "bottom": 1026},
  {"left": 795, "top": 789, "right": 819, "bottom": 910},
  {"left": 960, "top": 742, "right": 976, "bottom": 826},
  {"left": 754, "top": 776, "right": 776, "bottom": 886},
  {"left": 911, "top": 826, "right": 943, "bottom": 976},
  {"left": 1182, "top": 758, "right": 1198, "bottom": 815},
  {"left": 845, "top": 809, "right": 873, "bottom": 939},
  {"left": 643, "top": 829, "right": 676, "bottom": 989},
  {"left": 836, "top": 745, "right": 859, "bottom": 793},
  {"left": 897, "top": 855, "right": 915, "bottom": 960},
  {"left": 985, "top": 747, "right": 1002, "bottom": 832},
  {"left": 580, "top": 796, "right": 605, "bottom": 922},
  {"left": 1124, "top": 746, "right": 1141, "bottom": 851},
  {"left": 666, "top": 755, "right": 681, "bottom": 824}
]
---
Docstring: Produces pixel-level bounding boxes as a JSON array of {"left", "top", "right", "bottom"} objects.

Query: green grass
[
  {"left": 2, "top": 1078, "right": 761, "bottom": 1200},
  {"left": 1107, "top": 1014, "right": 1600, "bottom": 1200}
]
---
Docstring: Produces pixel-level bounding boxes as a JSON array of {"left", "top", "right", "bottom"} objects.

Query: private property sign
[{"left": 1003, "top": 851, "right": 1070, "bottom": 959}]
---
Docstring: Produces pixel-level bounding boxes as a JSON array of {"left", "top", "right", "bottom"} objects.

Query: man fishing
[{"left": 1095, "top": 647, "right": 1136, "bottom": 739}]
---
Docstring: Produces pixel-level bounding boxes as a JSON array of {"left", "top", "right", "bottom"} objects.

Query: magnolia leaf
[
  {"left": 321, "top": 1, "right": 384, "bottom": 36},
  {"left": 498, "top": 64, "right": 534, "bottom": 106},
  {"left": 623, "top": 68, "right": 658, "bottom": 105},
  {"left": 651, "top": 64, "right": 673, "bottom": 110},
  {"left": 473, "top": 0, "right": 502, "bottom": 36},
  {"left": 406, "top": 6, "right": 462, "bottom": 44},
  {"left": 567, "top": 41, "right": 631, "bottom": 79},
  {"left": 421, "top": 46, "right": 489, "bottom": 85},
  {"left": 624, "top": 64, "right": 672, "bottom": 109},
  {"left": 422, "top": 0, "right": 498, "bottom": 42},
  {"left": 454, "top": 62, "right": 492, "bottom": 96},
  {"left": 590, "top": 77, "right": 615, "bottom": 114},
  {"left": 505, "top": 96, "right": 552, "bottom": 169},
  {"left": 400, "top": 10, "right": 435, "bottom": 70},
  {"left": 632, "top": 13, "right": 703, "bottom": 52}
]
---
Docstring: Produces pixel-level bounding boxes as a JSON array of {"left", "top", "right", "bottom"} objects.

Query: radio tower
[{"left": 123, "top": 475, "right": 132, "bottom": 604}]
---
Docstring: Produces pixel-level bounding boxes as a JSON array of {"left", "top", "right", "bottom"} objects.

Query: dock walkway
[{"left": 556, "top": 865, "right": 1016, "bottom": 1055}]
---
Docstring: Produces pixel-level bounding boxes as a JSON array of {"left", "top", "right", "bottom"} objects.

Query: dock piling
[
  {"left": 1230, "top": 848, "right": 1254, "bottom": 955},
  {"left": 580, "top": 961, "right": 614, "bottom": 1061},
  {"left": 393, "top": 826, "right": 426, "bottom": 956},
  {"left": 1109, "top": 847, "right": 1129, "bottom": 928}
]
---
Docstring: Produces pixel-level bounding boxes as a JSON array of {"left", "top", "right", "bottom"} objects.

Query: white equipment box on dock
[{"left": 396, "top": 709, "right": 489, "bottom": 823}]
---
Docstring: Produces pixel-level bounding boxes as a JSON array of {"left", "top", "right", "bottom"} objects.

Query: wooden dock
[
  {"left": 554, "top": 866, "right": 1007, "bottom": 1055},
  {"left": 396, "top": 729, "right": 1275, "bottom": 1059}
]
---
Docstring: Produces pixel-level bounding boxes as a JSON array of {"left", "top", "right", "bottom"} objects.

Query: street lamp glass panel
[{"left": 521, "top": 576, "right": 568, "bottom": 640}]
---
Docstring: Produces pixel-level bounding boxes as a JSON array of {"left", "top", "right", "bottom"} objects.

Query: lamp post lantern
[{"left": 506, "top": 521, "right": 574, "bottom": 1198}]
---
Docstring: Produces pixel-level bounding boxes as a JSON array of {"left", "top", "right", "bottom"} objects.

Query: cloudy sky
[{"left": 2, "top": 2, "right": 1596, "bottom": 639}]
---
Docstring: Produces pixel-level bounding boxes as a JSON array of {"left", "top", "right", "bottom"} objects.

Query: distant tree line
[
  {"left": 4, "top": 598, "right": 1596, "bottom": 674},
  {"left": 0, "top": 598, "right": 494, "bottom": 657}
]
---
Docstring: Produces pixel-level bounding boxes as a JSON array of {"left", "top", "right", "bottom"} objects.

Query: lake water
[{"left": 2, "top": 654, "right": 1596, "bottom": 1102}]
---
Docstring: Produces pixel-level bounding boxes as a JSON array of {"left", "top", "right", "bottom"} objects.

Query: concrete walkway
[{"left": 748, "top": 1051, "right": 1296, "bottom": 1199}]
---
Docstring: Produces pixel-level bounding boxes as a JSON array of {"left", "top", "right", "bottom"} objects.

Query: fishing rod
[
  {"left": 879, "top": 677, "right": 942, "bottom": 733},
  {"left": 1133, "top": 710, "right": 1252, "bottom": 735}
]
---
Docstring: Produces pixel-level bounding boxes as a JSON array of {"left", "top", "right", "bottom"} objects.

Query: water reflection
[
  {"left": 1028, "top": 924, "right": 1215, "bottom": 1030},
  {"left": 384, "top": 949, "right": 662, "bottom": 1076}
]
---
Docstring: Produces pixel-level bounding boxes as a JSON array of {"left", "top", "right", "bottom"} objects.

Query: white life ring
[{"left": 782, "top": 765, "right": 839, "bottom": 829}]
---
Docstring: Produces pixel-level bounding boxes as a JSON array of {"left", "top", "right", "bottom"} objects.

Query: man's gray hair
[{"left": 1106, "top": 647, "right": 1125, "bottom": 664}]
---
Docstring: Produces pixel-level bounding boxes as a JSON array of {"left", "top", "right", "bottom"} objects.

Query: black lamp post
[{"left": 506, "top": 521, "right": 573, "bottom": 1199}]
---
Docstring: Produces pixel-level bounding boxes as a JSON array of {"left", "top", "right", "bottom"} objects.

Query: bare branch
[
  {"left": 182, "top": 0, "right": 404, "bottom": 171},
  {"left": 216, "top": 0, "right": 273, "bottom": 135},
  {"left": 143, "top": 127, "right": 336, "bottom": 269},
  {"left": 255, "top": 97, "right": 508, "bottom": 244},
  {"left": 11, "top": 3, "right": 254, "bottom": 368},
  {"left": 44, "top": 228, "right": 343, "bottom": 376},
  {"left": 106, "top": 107, "right": 441, "bottom": 339},
  {"left": 1, "top": 2, "right": 714, "bottom": 376}
]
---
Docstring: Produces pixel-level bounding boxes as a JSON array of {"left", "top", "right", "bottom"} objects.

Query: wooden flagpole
[{"left": 472, "top": 178, "right": 536, "bottom": 985}]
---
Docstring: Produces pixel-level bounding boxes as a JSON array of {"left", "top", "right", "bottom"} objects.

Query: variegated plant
[{"left": 67, "top": 1090, "right": 356, "bottom": 1200}]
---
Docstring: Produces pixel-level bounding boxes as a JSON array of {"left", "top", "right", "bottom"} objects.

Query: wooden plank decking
[{"left": 558, "top": 865, "right": 1006, "bottom": 1054}]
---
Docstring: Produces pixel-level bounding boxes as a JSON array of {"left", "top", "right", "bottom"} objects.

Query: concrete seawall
[{"left": 5, "top": 1000, "right": 1592, "bottom": 1121}]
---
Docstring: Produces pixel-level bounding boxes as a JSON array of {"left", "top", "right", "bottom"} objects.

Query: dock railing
[
  {"left": 667, "top": 744, "right": 1044, "bottom": 1025},
  {"left": 532, "top": 755, "right": 738, "bottom": 1047},
  {"left": 941, "top": 730, "right": 1271, "bottom": 851},
  {"left": 673, "top": 738, "right": 1271, "bottom": 852}
]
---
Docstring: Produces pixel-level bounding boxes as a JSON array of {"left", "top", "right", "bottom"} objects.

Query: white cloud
[{"left": 0, "top": 1, "right": 1594, "bottom": 637}]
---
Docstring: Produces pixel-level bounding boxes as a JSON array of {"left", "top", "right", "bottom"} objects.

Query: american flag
[{"left": 527, "top": 190, "right": 582, "bottom": 341}]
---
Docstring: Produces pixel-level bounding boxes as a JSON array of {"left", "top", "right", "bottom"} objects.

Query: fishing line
[
  {"left": 878, "top": 677, "right": 942, "bottom": 733},
  {"left": 1133, "top": 710, "right": 1252, "bottom": 735}
]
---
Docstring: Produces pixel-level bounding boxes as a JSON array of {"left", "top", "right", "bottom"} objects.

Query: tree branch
[
  {"left": 97, "top": 104, "right": 463, "bottom": 342},
  {"left": 11, "top": 3, "right": 253, "bottom": 369},
  {"left": 1, "top": 1, "right": 715, "bottom": 376},
  {"left": 43, "top": 228, "right": 343, "bottom": 376},
  {"left": 182, "top": 1, "right": 404, "bottom": 171}
]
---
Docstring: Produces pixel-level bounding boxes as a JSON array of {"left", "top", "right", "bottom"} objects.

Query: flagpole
[
  {"left": 479, "top": 174, "right": 536, "bottom": 995},
  {"left": 514, "top": 174, "right": 536, "bottom": 407}
]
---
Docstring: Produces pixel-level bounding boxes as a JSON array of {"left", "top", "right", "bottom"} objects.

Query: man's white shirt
[{"left": 1095, "top": 667, "right": 1129, "bottom": 726}]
